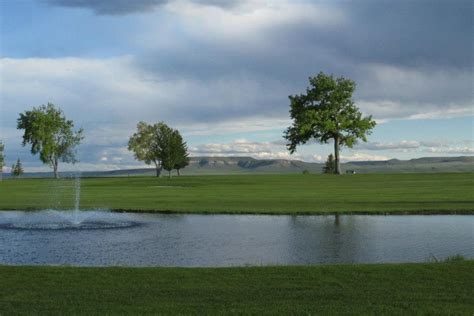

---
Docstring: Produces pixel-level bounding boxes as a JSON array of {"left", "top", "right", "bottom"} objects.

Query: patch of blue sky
[
  {"left": 372, "top": 116, "right": 474, "bottom": 143},
  {"left": 1, "top": 0, "right": 145, "bottom": 58}
]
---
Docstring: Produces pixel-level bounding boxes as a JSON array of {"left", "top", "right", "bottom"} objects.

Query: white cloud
[
  {"left": 179, "top": 117, "right": 290, "bottom": 136},
  {"left": 190, "top": 138, "right": 309, "bottom": 160},
  {"left": 312, "top": 154, "right": 324, "bottom": 162},
  {"left": 192, "top": 138, "right": 281, "bottom": 154},
  {"left": 423, "top": 147, "right": 474, "bottom": 155},
  {"left": 358, "top": 140, "right": 420, "bottom": 151},
  {"left": 341, "top": 152, "right": 390, "bottom": 162},
  {"left": 408, "top": 108, "right": 473, "bottom": 120},
  {"left": 356, "top": 140, "right": 474, "bottom": 155},
  {"left": 164, "top": 1, "right": 345, "bottom": 42},
  {"left": 355, "top": 63, "right": 473, "bottom": 120}
]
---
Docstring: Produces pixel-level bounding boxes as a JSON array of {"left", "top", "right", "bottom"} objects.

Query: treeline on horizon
[{"left": 1, "top": 72, "right": 380, "bottom": 178}]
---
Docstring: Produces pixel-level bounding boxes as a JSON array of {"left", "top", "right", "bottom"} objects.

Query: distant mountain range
[{"left": 3, "top": 156, "right": 473, "bottom": 178}]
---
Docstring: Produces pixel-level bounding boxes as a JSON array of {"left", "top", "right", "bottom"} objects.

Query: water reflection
[{"left": 0, "top": 211, "right": 472, "bottom": 267}]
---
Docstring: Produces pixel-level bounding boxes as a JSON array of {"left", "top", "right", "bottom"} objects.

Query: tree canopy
[
  {"left": 128, "top": 122, "right": 189, "bottom": 177},
  {"left": 284, "top": 72, "right": 376, "bottom": 174},
  {"left": 161, "top": 129, "right": 189, "bottom": 178},
  {"left": 174, "top": 139, "right": 189, "bottom": 176},
  {"left": 17, "top": 103, "right": 84, "bottom": 178}
]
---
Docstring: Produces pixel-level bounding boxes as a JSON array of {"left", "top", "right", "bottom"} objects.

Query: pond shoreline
[{"left": 1, "top": 207, "right": 473, "bottom": 215}]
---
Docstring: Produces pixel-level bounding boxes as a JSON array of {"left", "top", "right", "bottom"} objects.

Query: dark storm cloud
[
  {"left": 45, "top": 0, "right": 242, "bottom": 15},
  {"left": 141, "top": 0, "right": 471, "bottom": 75},
  {"left": 132, "top": 0, "right": 472, "bottom": 122},
  {"left": 339, "top": 0, "right": 472, "bottom": 69},
  {"left": 43, "top": 0, "right": 473, "bottom": 122},
  {"left": 45, "top": 0, "right": 167, "bottom": 15}
]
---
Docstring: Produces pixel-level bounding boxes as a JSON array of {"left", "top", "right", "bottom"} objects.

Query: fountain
[
  {"left": 0, "top": 173, "right": 140, "bottom": 230},
  {"left": 75, "top": 173, "right": 81, "bottom": 211}
]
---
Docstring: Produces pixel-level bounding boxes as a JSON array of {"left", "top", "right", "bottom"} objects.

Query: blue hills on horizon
[{"left": 2, "top": 156, "right": 473, "bottom": 178}]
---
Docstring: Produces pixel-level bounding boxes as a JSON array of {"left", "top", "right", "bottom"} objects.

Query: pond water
[{"left": 0, "top": 211, "right": 472, "bottom": 267}]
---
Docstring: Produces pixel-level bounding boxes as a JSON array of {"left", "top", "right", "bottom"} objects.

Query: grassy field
[
  {"left": 0, "top": 173, "right": 472, "bottom": 214},
  {"left": 0, "top": 261, "right": 472, "bottom": 315}
]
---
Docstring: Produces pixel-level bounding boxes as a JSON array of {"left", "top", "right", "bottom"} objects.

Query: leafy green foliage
[
  {"left": 174, "top": 140, "right": 189, "bottom": 176},
  {"left": 161, "top": 129, "right": 189, "bottom": 178},
  {"left": 17, "top": 103, "right": 84, "bottom": 178},
  {"left": 285, "top": 72, "right": 376, "bottom": 173},
  {"left": 128, "top": 122, "right": 189, "bottom": 177},
  {"left": 11, "top": 159, "right": 24, "bottom": 177},
  {"left": 323, "top": 154, "right": 335, "bottom": 174}
]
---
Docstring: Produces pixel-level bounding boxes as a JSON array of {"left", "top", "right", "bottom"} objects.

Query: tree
[
  {"left": 322, "top": 154, "right": 335, "bottom": 174},
  {"left": 161, "top": 129, "right": 189, "bottom": 178},
  {"left": 174, "top": 137, "right": 189, "bottom": 176},
  {"left": 284, "top": 72, "right": 376, "bottom": 174},
  {"left": 161, "top": 129, "right": 178, "bottom": 179},
  {"left": 128, "top": 122, "right": 173, "bottom": 177},
  {"left": 129, "top": 122, "right": 190, "bottom": 178},
  {"left": 17, "top": 103, "right": 84, "bottom": 179},
  {"left": 11, "top": 159, "right": 24, "bottom": 178},
  {"left": 0, "top": 141, "right": 4, "bottom": 181}
]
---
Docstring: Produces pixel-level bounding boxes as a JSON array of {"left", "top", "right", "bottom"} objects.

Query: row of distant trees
[
  {"left": 1, "top": 103, "right": 189, "bottom": 179},
  {"left": 0, "top": 72, "right": 376, "bottom": 178}
]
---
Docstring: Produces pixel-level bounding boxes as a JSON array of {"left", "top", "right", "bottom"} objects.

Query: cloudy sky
[{"left": 0, "top": 0, "right": 472, "bottom": 172}]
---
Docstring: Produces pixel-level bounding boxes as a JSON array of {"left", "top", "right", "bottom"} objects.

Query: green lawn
[
  {"left": 0, "top": 173, "right": 472, "bottom": 214},
  {"left": 0, "top": 262, "right": 472, "bottom": 315}
]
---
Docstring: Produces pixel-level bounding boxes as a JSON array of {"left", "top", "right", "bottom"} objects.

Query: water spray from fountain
[
  {"left": 72, "top": 172, "right": 82, "bottom": 224},
  {"left": 0, "top": 170, "right": 139, "bottom": 230},
  {"left": 75, "top": 172, "right": 81, "bottom": 211}
]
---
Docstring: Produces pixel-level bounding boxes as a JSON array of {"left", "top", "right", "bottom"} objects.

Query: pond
[{"left": 0, "top": 211, "right": 472, "bottom": 267}]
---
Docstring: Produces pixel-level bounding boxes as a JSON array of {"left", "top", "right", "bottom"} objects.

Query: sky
[{"left": 0, "top": 0, "right": 473, "bottom": 172}]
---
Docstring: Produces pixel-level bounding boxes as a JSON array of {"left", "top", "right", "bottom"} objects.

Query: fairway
[
  {"left": 0, "top": 173, "right": 472, "bottom": 214},
  {"left": 0, "top": 262, "right": 472, "bottom": 315}
]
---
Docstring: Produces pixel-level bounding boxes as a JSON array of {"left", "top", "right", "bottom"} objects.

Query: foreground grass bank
[
  {"left": 0, "top": 173, "right": 473, "bottom": 214},
  {"left": 1, "top": 173, "right": 473, "bottom": 214},
  {"left": 0, "top": 262, "right": 472, "bottom": 314}
]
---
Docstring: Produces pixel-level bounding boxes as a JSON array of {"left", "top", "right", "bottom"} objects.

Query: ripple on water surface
[
  {"left": 0, "top": 211, "right": 472, "bottom": 267},
  {"left": 0, "top": 210, "right": 142, "bottom": 230}
]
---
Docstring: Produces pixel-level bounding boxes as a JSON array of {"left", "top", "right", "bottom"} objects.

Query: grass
[
  {"left": 0, "top": 261, "right": 472, "bottom": 315},
  {"left": 0, "top": 173, "right": 473, "bottom": 214},
  {"left": 1, "top": 174, "right": 472, "bottom": 314}
]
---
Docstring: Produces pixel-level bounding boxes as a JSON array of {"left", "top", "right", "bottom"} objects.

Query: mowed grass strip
[
  {"left": 0, "top": 173, "right": 473, "bottom": 213},
  {"left": 0, "top": 262, "right": 472, "bottom": 315}
]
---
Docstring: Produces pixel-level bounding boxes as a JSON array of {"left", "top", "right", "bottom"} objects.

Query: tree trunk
[
  {"left": 177, "top": 169, "right": 181, "bottom": 176},
  {"left": 334, "top": 136, "right": 341, "bottom": 174},
  {"left": 154, "top": 161, "right": 162, "bottom": 177},
  {"left": 53, "top": 158, "right": 59, "bottom": 179},
  {"left": 168, "top": 170, "right": 171, "bottom": 179}
]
